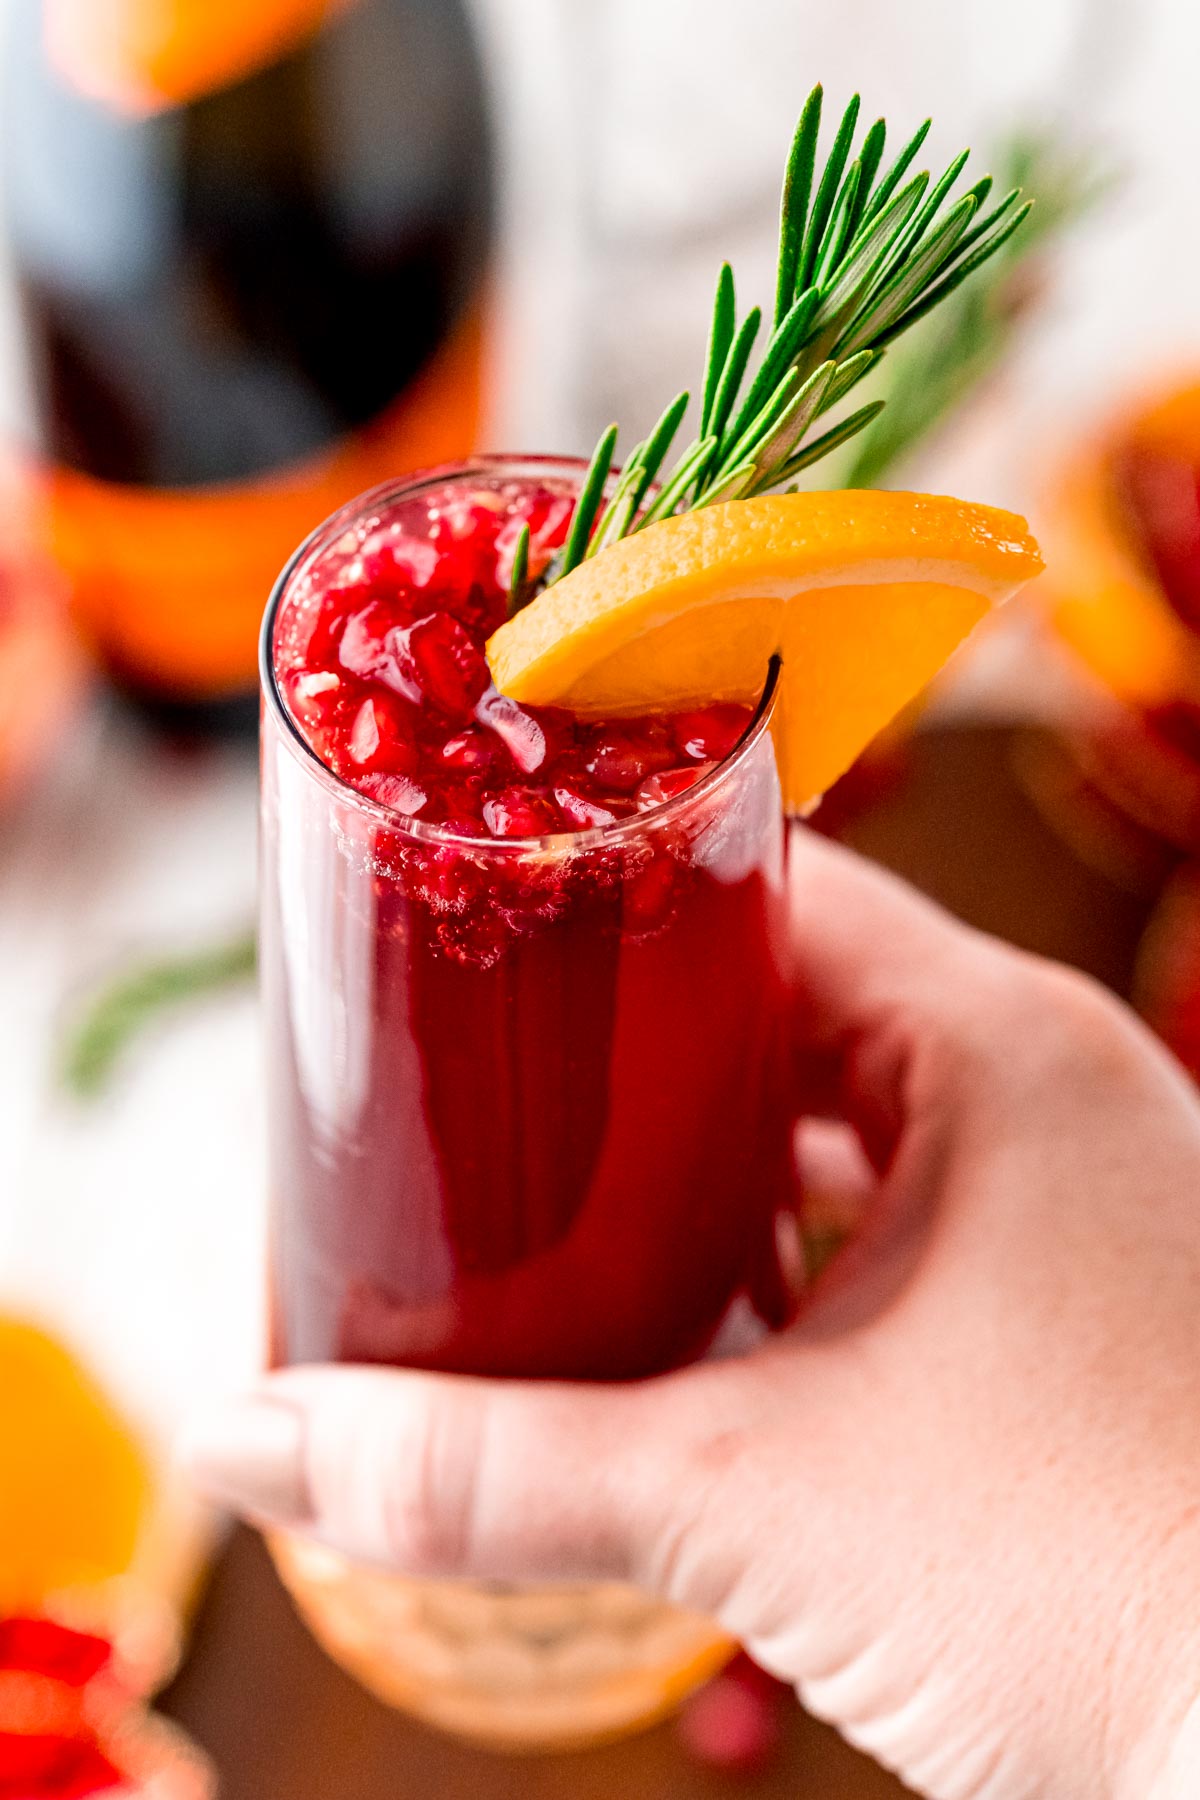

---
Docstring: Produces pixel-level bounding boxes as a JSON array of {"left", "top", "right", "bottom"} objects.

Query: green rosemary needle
[{"left": 543, "top": 84, "right": 1033, "bottom": 591}]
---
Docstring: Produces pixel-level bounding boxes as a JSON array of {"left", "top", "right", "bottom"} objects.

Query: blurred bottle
[{"left": 2, "top": 0, "right": 493, "bottom": 731}]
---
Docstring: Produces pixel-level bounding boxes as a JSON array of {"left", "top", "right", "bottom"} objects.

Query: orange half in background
[
  {"left": 1042, "top": 376, "right": 1200, "bottom": 712},
  {"left": 0, "top": 1319, "right": 150, "bottom": 1612}
]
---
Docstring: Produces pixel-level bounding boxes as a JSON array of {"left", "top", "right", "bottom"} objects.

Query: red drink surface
[{"left": 264, "top": 463, "right": 793, "bottom": 1381}]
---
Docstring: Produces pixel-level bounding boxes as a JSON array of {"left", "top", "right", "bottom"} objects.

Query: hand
[{"left": 182, "top": 829, "right": 1200, "bottom": 1800}]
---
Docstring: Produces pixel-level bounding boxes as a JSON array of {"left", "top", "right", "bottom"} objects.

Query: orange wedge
[
  {"left": 488, "top": 489, "right": 1043, "bottom": 812},
  {"left": 0, "top": 1318, "right": 151, "bottom": 1610}
]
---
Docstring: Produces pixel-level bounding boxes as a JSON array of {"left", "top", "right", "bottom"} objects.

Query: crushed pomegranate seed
[
  {"left": 273, "top": 474, "right": 757, "bottom": 965},
  {"left": 276, "top": 474, "right": 753, "bottom": 843}
]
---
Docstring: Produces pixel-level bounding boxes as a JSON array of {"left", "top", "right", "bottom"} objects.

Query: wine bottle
[{"left": 2, "top": 0, "right": 494, "bottom": 731}]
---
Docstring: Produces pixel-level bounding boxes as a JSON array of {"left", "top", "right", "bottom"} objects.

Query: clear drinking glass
[{"left": 258, "top": 458, "right": 793, "bottom": 1747}]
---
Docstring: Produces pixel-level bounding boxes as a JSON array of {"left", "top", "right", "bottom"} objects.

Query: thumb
[{"left": 179, "top": 1361, "right": 735, "bottom": 1595}]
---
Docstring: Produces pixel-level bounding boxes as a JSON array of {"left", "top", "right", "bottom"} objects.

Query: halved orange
[
  {"left": 0, "top": 1318, "right": 151, "bottom": 1610},
  {"left": 1041, "top": 375, "right": 1200, "bottom": 711},
  {"left": 488, "top": 489, "right": 1043, "bottom": 812}
]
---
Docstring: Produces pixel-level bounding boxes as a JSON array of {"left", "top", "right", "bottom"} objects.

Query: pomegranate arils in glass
[
  {"left": 672, "top": 703, "right": 750, "bottom": 763},
  {"left": 473, "top": 689, "right": 546, "bottom": 774},
  {"left": 636, "top": 764, "right": 713, "bottom": 809},
  {"left": 439, "top": 729, "right": 505, "bottom": 774},
  {"left": 338, "top": 602, "right": 420, "bottom": 702},
  {"left": 346, "top": 696, "right": 419, "bottom": 775},
  {"left": 357, "top": 530, "right": 438, "bottom": 593},
  {"left": 407, "top": 613, "right": 489, "bottom": 719},
  {"left": 287, "top": 670, "right": 343, "bottom": 731},
  {"left": 585, "top": 723, "right": 678, "bottom": 793},
  {"left": 482, "top": 787, "right": 561, "bottom": 839},
  {"left": 553, "top": 786, "right": 625, "bottom": 830},
  {"left": 275, "top": 475, "right": 766, "bottom": 964},
  {"left": 622, "top": 853, "right": 680, "bottom": 934},
  {"left": 302, "top": 593, "right": 353, "bottom": 668},
  {"left": 358, "top": 773, "right": 427, "bottom": 815}
]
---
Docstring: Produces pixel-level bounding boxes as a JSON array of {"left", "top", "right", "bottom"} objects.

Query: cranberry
[
  {"left": 407, "top": 613, "right": 489, "bottom": 719},
  {"left": 672, "top": 703, "right": 750, "bottom": 763},
  {"left": 482, "top": 787, "right": 562, "bottom": 838},
  {"left": 585, "top": 723, "right": 677, "bottom": 793},
  {"left": 636, "top": 764, "right": 712, "bottom": 809}
]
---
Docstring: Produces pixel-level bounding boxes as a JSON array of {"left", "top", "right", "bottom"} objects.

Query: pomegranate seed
[
  {"left": 475, "top": 688, "right": 546, "bottom": 773},
  {"left": 676, "top": 1655, "right": 788, "bottom": 1775},
  {"left": 357, "top": 530, "right": 438, "bottom": 592},
  {"left": 338, "top": 603, "right": 422, "bottom": 703},
  {"left": 440, "top": 729, "right": 505, "bottom": 774},
  {"left": 553, "top": 786, "right": 623, "bottom": 829},
  {"left": 672, "top": 703, "right": 750, "bottom": 763},
  {"left": 482, "top": 787, "right": 561, "bottom": 838},
  {"left": 636, "top": 763, "right": 712, "bottom": 809},
  {"left": 303, "top": 593, "right": 353, "bottom": 666},
  {"left": 437, "top": 911, "right": 511, "bottom": 969},
  {"left": 358, "top": 773, "right": 427, "bottom": 815},
  {"left": 622, "top": 853, "right": 678, "bottom": 932},
  {"left": 407, "top": 612, "right": 489, "bottom": 719},
  {"left": 275, "top": 475, "right": 764, "bottom": 963},
  {"left": 286, "top": 669, "right": 343, "bottom": 730},
  {"left": 347, "top": 697, "right": 419, "bottom": 775},
  {"left": 585, "top": 724, "right": 677, "bottom": 793}
]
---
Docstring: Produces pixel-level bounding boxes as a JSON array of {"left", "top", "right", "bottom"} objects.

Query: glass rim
[{"left": 259, "top": 454, "right": 781, "bottom": 853}]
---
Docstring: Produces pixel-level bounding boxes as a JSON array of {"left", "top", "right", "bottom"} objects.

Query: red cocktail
[{"left": 260, "top": 457, "right": 793, "bottom": 1742}]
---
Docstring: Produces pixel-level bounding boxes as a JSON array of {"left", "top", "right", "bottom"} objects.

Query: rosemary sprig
[
  {"left": 842, "top": 131, "right": 1104, "bottom": 487},
  {"left": 539, "top": 84, "right": 1033, "bottom": 593},
  {"left": 62, "top": 931, "right": 257, "bottom": 1098}
]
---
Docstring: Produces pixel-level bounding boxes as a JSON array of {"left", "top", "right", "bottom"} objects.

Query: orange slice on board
[
  {"left": 488, "top": 489, "right": 1043, "bottom": 813},
  {"left": 0, "top": 1319, "right": 151, "bottom": 1610}
]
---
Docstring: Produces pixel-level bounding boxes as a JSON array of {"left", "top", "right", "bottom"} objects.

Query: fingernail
[{"left": 178, "top": 1397, "right": 310, "bottom": 1524}]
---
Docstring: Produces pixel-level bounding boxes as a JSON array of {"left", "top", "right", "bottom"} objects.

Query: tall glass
[{"left": 259, "top": 458, "right": 793, "bottom": 1747}]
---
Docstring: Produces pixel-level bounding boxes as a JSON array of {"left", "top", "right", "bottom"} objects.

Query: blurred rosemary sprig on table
[
  {"left": 842, "top": 132, "right": 1104, "bottom": 486},
  {"left": 62, "top": 931, "right": 256, "bottom": 1098},
  {"left": 511, "top": 82, "right": 1034, "bottom": 612}
]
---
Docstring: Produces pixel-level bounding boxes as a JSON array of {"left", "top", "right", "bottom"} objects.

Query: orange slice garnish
[{"left": 488, "top": 489, "right": 1043, "bottom": 812}]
